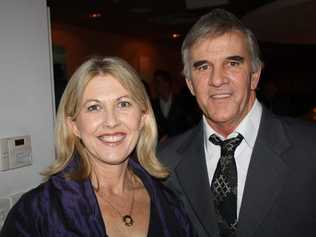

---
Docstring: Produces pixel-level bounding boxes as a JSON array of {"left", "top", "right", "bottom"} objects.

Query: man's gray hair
[{"left": 181, "top": 8, "right": 263, "bottom": 79}]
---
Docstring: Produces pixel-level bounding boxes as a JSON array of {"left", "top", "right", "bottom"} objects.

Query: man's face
[{"left": 186, "top": 31, "right": 261, "bottom": 137}]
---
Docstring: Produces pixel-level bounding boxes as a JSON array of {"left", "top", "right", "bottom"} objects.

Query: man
[
  {"left": 158, "top": 8, "right": 316, "bottom": 237},
  {"left": 152, "top": 69, "right": 199, "bottom": 141}
]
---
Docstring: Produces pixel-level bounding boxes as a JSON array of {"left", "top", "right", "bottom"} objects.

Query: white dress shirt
[
  {"left": 203, "top": 99, "right": 262, "bottom": 218},
  {"left": 159, "top": 95, "right": 172, "bottom": 118}
]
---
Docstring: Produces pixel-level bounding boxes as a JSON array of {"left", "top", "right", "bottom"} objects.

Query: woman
[{"left": 0, "top": 57, "right": 194, "bottom": 237}]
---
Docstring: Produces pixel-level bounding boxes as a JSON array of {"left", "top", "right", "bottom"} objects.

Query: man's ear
[
  {"left": 185, "top": 78, "right": 196, "bottom": 96},
  {"left": 251, "top": 66, "right": 262, "bottom": 90},
  {"left": 67, "top": 116, "right": 80, "bottom": 138}
]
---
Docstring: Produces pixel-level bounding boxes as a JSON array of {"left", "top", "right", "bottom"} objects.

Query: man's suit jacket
[{"left": 158, "top": 107, "right": 316, "bottom": 237}]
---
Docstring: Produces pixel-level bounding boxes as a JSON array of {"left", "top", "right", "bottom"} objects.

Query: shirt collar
[
  {"left": 203, "top": 99, "right": 262, "bottom": 148},
  {"left": 159, "top": 94, "right": 172, "bottom": 105}
]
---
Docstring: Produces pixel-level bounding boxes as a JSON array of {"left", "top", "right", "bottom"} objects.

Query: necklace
[
  {"left": 105, "top": 188, "right": 135, "bottom": 227},
  {"left": 97, "top": 177, "right": 136, "bottom": 227}
]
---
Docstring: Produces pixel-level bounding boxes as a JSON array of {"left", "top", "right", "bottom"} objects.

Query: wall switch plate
[
  {"left": 8, "top": 135, "right": 32, "bottom": 169},
  {"left": 0, "top": 135, "right": 32, "bottom": 171}
]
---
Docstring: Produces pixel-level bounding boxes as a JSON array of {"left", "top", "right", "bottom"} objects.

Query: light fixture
[
  {"left": 89, "top": 12, "right": 102, "bottom": 18},
  {"left": 172, "top": 33, "right": 181, "bottom": 39}
]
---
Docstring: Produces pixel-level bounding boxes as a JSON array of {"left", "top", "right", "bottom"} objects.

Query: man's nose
[{"left": 208, "top": 66, "right": 229, "bottom": 87}]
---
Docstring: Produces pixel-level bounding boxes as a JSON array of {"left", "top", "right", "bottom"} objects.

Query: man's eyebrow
[
  {"left": 226, "top": 55, "right": 244, "bottom": 62},
  {"left": 192, "top": 60, "right": 208, "bottom": 68}
]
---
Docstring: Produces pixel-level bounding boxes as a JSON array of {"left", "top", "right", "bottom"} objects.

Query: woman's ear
[
  {"left": 67, "top": 116, "right": 80, "bottom": 138},
  {"left": 140, "top": 111, "right": 148, "bottom": 130}
]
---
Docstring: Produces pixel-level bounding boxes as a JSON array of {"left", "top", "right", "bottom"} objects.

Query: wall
[
  {"left": 0, "top": 0, "right": 55, "bottom": 226},
  {"left": 51, "top": 23, "right": 185, "bottom": 96}
]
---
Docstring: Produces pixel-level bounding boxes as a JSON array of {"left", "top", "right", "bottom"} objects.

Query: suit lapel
[
  {"left": 238, "top": 109, "right": 290, "bottom": 237},
  {"left": 175, "top": 124, "right": 220, "bottom": 237}
]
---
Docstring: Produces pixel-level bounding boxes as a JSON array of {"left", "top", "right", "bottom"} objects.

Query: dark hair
[{"left": 154, "top": 69, "right": 172, "bottom": 83}]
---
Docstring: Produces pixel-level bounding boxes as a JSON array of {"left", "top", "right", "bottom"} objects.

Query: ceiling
[
  {"left": 47, "top": 0, "right": 316, "bottom": 117},
  {"left": 242, "top": 0, "right": 316, "bottom": 44},
  {"left": 47, "top": 0, "right": 316, "bottom": 45},
  {"left": 46, "top": 0, "right": 275, "bottom": 42}
]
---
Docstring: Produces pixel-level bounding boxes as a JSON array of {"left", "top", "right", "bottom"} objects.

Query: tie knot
[{"left": 209, "top": 134, "right": 243, "bottom": 153}]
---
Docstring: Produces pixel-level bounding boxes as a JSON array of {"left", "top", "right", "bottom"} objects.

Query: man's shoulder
[
  {"left": 159, "top": 125, "right": 199, "bottom": 150},
  {"left": 262, "top": 109, "right": 316, "bottom": 146},
  {"left": 157, "top": 124, "right": 202, "bottom": 166},
  {"left": 268, "top": 110, "right": 316, "bottom": 135},
  {"left": 281, "top": 116, "right": 316, "bottom": 141}
]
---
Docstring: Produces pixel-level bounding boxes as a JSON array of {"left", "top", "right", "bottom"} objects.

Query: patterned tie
[{"left": 209, "top": 133, "right": 243, "bottom": 237}]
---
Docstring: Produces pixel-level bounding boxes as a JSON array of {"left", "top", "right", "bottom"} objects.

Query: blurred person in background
[{"left": 152, "top": 69, "right": 200, "bottom": 142}]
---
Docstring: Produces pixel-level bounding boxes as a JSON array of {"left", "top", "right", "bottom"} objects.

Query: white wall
[{"left": 0, "top": 0, "right": 55, "bottom": 225}]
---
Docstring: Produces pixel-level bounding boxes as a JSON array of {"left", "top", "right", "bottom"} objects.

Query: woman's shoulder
[
  {"left": 0, "top": 181, "right": 52, "bottom": 236},
  {"left": 13, "top": 173, "right": 68, "bottom": 210},
  {"left": 1, "top": 174, "right": 95, "bottom": 236},
  {"left": 12, "top": 181, "right": 50, "bottom": 213}
]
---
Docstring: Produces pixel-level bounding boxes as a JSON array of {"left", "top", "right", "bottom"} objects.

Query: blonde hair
[{"left": 44, "top": 56, "right": 168, "bottom": 179}]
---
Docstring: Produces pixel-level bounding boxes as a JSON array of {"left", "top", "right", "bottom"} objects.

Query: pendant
[{"left": 122, "top": 215, "right": 134, "bottom": 227}]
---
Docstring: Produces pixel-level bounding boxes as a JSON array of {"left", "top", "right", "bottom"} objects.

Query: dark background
[{"left": 47, "top": 0, "right": 316, "bottom": 120}]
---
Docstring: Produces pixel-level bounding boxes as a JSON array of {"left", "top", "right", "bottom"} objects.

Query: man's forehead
[{"left": 189, "top": 31, "right": 250, "bottom": 60}]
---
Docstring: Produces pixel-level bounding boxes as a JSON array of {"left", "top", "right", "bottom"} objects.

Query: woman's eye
[
  {"left": 118, "top": 101, "right": 131, "bottom": 108},
  {"left": 87, "top": 104, "right": 101, "bottom": 112}
]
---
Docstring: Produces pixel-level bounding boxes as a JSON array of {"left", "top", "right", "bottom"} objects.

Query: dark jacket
[
  {"left": 0, "top": 157, "right": 194, "bottom": 237},
  {"left": 158, "top": 107, "right": 316, "bottom": 237},
  {"left": 152, "top": 93, "right": 201, "bottom": 140}
]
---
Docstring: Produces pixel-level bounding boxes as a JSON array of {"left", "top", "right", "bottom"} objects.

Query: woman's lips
[{"left": 98, "top": 133, "right": 126, "bottom": 143}]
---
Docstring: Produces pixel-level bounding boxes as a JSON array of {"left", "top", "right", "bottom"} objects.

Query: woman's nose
[{"left": 102, "top": 109, "right": 119, "bottom": 128}]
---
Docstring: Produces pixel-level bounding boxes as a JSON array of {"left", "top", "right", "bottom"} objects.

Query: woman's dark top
[
  {"left": 0, "top": 156, "right": 194, "bottom": 237},
  {"left": 147, "top": 198, "right": 164, "bottom": 236}
]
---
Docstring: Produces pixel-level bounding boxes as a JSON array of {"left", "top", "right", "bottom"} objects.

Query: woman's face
[{"left": 68, "top": 74, "right": 146, "bottom": 167}]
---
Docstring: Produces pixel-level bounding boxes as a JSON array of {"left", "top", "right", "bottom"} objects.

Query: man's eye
[
  {"left": 197, "top": 64, "right": 209, "bottom": 71},
  {"left": 118, "top": 101, "right": 131, "bottom": 108},
  {"left": 87, "top": 104, "right": 101, "bottom": 112},
  {"left": 228, "top": 61, "right": 240, "bottom": 67}
]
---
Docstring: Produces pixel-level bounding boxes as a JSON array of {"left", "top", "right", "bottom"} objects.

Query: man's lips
[{"left": 210, "top": 93, "right": 232, "bottom": 99}]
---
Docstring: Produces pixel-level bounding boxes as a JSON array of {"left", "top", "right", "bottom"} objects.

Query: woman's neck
[{"left": 91, "top": 161, "right": 134, "bottom": 195}]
